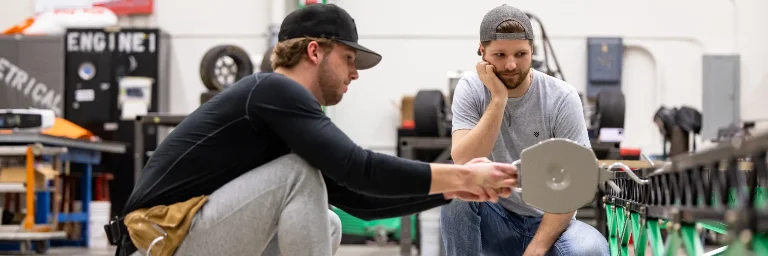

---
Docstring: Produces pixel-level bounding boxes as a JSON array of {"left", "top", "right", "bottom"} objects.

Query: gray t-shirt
[{"left": 451, "top": 69, "right": 591, "bottom": 217}]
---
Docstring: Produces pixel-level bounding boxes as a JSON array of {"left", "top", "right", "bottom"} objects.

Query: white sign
[
  {"left": 75, "top": 89, "right": 95, "bottom": 102},
  {"left": 599, "top": 128, "right": 625, "bottom": 143},
  {"left": 66, "top": 30, "right": 157, "bottom": 53},
  {"left": 0, "top": 58, "right": 63, "bottom": 117}
]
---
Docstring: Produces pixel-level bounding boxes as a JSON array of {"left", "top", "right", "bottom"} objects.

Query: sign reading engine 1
[{"left": 66, "top": 29, "right": 157, "bottom": 53}]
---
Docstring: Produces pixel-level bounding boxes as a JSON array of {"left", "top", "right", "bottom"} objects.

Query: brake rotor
[{"left": 519, "top": 138, "right": 601, "bottom": 214}]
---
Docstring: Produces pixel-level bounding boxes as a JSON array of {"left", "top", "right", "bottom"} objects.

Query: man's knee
[
  {"left": 562, "top": 238, "right": 608, "bottom": 256},
  {"left": 269, "top": 154, "right": 322, "bottom": 184},
  {"left": 441, "top": 200, "right": 479, "bottom": 216},
  {"left": 440, "top": 200, "right": 480, "bottom": 227},
  {"left": 557, "top": 221, "right": 609, "bottom": 256},
  {"left": 274, "top": 153, "right": 315, "bottom": 172}
]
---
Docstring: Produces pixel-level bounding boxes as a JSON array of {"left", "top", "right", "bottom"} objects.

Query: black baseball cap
[{"left": 278, "top": 4, "right": 382, "bottom": 70}]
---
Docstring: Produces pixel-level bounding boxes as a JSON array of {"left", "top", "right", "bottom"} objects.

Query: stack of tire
[
  {"left": 413, "top": 90, "right": 451, "bottom": 137},
  {"left": 199, "top": 45, "right": 254, "bottom": 104},
  {"left": 590, "top": 89, "right": 626, "bottom": 138}
]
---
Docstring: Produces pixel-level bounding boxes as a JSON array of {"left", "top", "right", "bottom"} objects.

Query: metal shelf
[
  {"left": 396, "top": 135, "right": 451, "bottom": 256},
  {"left": 0, "top": 134, "right": 127, "bottom": 250},
  {"left": 133, "top": 113, "right": 188, "bottom": 184}
]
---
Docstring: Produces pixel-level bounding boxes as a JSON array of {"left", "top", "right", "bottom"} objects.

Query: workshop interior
[{"left": 0, "top": 0, "right": 766, "bottom": 255}]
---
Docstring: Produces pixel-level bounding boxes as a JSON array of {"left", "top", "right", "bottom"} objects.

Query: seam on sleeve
[{"left": 244, "top": 73, "right": 274, "bottom": 132}]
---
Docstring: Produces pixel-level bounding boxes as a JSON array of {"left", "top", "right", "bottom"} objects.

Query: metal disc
[{"left": 519, "top": 138, "right": 600, "bottom": 214}]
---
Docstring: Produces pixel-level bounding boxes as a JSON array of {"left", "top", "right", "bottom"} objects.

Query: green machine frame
[{"left": 603, "top": 131, "right": 768, "bottom": 255}]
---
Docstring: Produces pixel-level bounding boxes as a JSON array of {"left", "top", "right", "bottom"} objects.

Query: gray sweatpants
[{"left": 133, "top": 154, "right": 342, "bottom": 256}]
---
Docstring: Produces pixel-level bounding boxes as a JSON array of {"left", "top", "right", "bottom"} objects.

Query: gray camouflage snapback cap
[{"left": 477, "top": 4, "right": 534, "bottom": 55}]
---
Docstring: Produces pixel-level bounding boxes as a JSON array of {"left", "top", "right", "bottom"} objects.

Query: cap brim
[{"left": 337, "top": 39, "right": 382, "bottom": 70}]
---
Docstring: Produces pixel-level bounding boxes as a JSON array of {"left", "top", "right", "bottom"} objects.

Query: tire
[
  {"left": 594, "top": 89, "right": 625, "bottom": 130},
  {"left": 200, "top": 90, "right": 221, "bottom": 105},
  {"left": 199, "top": 45, "right": 254, "bottom": 91},
  {"left": 413, "top": 90, "right": 448, "bottom": 137}
]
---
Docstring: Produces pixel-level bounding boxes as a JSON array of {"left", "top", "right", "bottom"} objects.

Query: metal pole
[
  {"left": 399, "top": 143, "right": 415, "bottom": 256},
  {"left": 134, "top": 117, "right": 144, "bottom": 185}
]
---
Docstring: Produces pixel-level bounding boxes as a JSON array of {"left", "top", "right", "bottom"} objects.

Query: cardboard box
[
  {"left": 400, "top": 96, "right": 414, "bottom": 123},
  {"left": 0, "top": 165, "right": 58, "bottom": 190}
]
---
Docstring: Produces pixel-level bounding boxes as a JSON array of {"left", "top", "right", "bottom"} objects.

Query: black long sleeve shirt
[{"left": 123, "top": 72, "right": 450, "bottom": 220}]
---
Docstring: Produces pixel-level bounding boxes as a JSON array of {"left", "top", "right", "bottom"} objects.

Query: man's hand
[
  {"left": 522, "top": 246, "right": 548, "bottom": 256},
  {"left": 466, "top": 157, "right": 513, "bottom": 202},
  {"left": 445, "top": 152, "right": 513, "bottom": 202},
  {"left": 476, "top": 61, "right": 507, "bottom": 99},
  {"left": 456, "top": 157, "right": 517, "bottom": 199},
  {"left": 444, "top": 188, "right": 512, "bottom": 203},
  {"left": 445, "top": 157, "right": 514, "bottom": 203},
  {"left": 523, "top": 211, "right": 574, "bottom": 256}
]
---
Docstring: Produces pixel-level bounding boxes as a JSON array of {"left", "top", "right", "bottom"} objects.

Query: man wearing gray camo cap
[{"left": 441, "top": 4, "right": 610, "bottom": 256}]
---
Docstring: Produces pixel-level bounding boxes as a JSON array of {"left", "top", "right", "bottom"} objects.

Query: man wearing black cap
[
  {"left": 110, "top": 4, "right": 519, "bottom": 256},
  {"left": 441, "top": 4, "right": 609, "bottom": 256}
]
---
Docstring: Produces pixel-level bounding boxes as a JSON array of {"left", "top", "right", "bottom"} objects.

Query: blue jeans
[{"left": 440, "top": 200, "right": 609, "bottom": 256}]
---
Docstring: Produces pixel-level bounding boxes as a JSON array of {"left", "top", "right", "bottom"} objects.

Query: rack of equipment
[
  {"left": 0, "top": 144, "right": 67, "bottom": 254},
  {"left": 461, "top": 128, "right": 768, "bottom": 255},
  {"left": 602, "top": 130, "right": 768, "bottom": 255},
  {"left": 0, "top": 109, "right": 127, "bottom": 252},
  {"left": 132, "top": 114, "right": 187, "bottom": 183}
]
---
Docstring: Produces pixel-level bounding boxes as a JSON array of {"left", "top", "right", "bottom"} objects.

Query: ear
[
  {"left": 478, "top": 42, "right": 484, "bottom": 57},
  {"left": 306, "top": 41, "right": 323, "bottom": 65},
  {"left": 529, "top": 41, "right": 536, "bottom": 55}
]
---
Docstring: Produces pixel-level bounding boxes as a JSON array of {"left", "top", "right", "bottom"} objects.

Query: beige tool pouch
[{"left": 123, "top": 195, "right": 208, "bottom": 256}]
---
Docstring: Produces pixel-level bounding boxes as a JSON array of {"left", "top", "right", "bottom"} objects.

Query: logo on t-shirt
[{"left": 534, "top": 132, "right": 540, "bottom": 137}]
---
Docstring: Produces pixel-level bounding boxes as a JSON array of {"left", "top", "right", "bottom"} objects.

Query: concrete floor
[
  {"left": 0, "top": 245, "right": 416, "bottom": 256},
  {"left": 0, "top": 242, "right": 728, "bottom": 255}
]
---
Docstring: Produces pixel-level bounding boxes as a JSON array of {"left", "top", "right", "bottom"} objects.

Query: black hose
[{"left": 525, "top": 12, "right": 566, "bottom": 82}]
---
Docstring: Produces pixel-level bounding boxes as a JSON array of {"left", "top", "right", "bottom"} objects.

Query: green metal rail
[{"left": 603, "top": 132, "right": 768, "bottom": 255}]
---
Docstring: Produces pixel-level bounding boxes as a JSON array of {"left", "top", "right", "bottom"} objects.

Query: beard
[
  {"left": 317, "top": 59, "right": 345, "bottom": 106},
  {"left": 481, "top": 55, "right": 532, "bottom": 90},
  {"left": 496, "top": 66, "right": 531, "bottom": 90}
]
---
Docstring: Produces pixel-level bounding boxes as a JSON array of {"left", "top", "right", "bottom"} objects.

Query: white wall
[
  {"left": 151, "top": 0, "right": 279, "bottom": 115},
  {"left": 1, "top": 0, "right": 766, "bottom": 156},
  {"left": 330, "top": 0, "right": 768, "bottom": 155},
  {"left": 736, "top": 0, "right": 768, "bottom": 125},
  {"left": 0, "top": 1, "right": 35, "bottom": 30}
]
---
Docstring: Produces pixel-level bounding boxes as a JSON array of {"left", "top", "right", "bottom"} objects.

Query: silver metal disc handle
[{"left": 606, "top": 162, "right": 650, "bottom": 185}]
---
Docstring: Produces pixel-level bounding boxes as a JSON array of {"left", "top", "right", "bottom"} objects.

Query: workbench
[{"left": 0, "top": 133, "right": 125, "bottom": 252}]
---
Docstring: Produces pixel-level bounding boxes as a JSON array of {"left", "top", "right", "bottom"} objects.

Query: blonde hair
[{"left": 270, "top": 37, "right": 335, "bottom": 70}]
